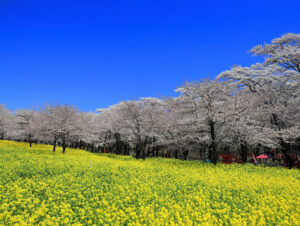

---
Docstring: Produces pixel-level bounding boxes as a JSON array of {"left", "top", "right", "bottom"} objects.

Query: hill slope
[{"left": 0, "top": 140, "right": 299, "bottom": 225}]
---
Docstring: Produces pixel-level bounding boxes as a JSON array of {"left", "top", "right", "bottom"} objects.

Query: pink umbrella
[{"left": 256, "top": 154, "right": 269, "bottom": 159}]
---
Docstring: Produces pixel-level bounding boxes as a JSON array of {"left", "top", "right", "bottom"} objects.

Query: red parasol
[{"left": 256, "top": 154, "right": 269, "bottom": 159}]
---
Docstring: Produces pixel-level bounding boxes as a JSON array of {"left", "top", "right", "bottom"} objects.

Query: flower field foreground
[{"left": 0, "top": 141, "right": 299, "bottom": 225}]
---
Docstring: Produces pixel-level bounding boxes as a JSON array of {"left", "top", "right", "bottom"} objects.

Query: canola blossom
[{"left": 0, "top": 141, "right": 299, "bottom": 225}]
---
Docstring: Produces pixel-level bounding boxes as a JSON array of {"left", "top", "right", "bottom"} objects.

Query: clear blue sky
[{"left": 1, "top": 0, "right": 299, "bottom": 112}]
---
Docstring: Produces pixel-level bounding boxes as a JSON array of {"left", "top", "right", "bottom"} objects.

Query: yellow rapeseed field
[{"left": 0, "top": 140, "right": 299, "bottom": 225}]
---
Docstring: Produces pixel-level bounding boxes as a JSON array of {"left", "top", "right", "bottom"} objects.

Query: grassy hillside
[{"left": 0, "top": 140, "right": 299, "bottom": 225}]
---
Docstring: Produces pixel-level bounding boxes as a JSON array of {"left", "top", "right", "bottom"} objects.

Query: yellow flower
[
  {"left": 64, "top": 218, "right": 69, "bottom": 224},
  {"left": 0, "top": 140, "right": 299, "bottom": 226}
]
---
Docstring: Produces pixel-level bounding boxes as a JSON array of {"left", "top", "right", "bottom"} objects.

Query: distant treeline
[{"left": 1, "top": 33, "right": 299, "bottom": 168}]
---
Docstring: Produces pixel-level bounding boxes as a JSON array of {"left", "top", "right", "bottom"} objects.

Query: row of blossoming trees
[{"left": 1, "top": 33, "right": 299, "bottom": 166}]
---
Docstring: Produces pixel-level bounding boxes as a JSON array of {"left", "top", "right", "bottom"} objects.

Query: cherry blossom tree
[
  {"left": 15, "top": 109, "right": 41, "bottom": 147},
  {"left": 40, "top": 104, "right": 79, "bottom": 153},
  {"left": 104, "top": 98, "right": 165, "bottom": 159},
  {"left": 218, "top": 63, "right": 300, "bottom": 167},
  {"left": 0, "top": 105, "right": 12, "bottom": 140},
  {"left": 176, "top": 79, "right": 248, "bottom": 164},
  {"left": 250, "top": 33, "right": 300, "bottom": 72},
  {"left": 96, "top": 104, "right": 131, "bottom": 154}
]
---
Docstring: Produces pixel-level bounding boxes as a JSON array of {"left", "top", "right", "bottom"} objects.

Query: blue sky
[{"left": 1, "top": 0, "right": 299, "bottom": 112}]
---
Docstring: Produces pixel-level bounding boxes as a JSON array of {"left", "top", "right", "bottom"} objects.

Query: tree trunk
[
  {"left": 135, "top": 145, "right": 141, "bottom": 159},
  {"left": 146, "top": 147, "right": 154, "bottom": 158},
  {"left": 27, "top": 135, "right": 33, "bottom": 148},
  {"left": 74, "top": 141, "right": 78, "bottom": 149},
  {"left": 155, "top": 147, "right": 159, "bottom": 157},
  {"left": 166, "top": 150, "right": 171, "bottom": 158},
  {"left": 123, "top": 144, "right": 129, "bottom": 155},
  {"left": 141, "top": 145, "right": 146, "bottom": 160},
  {"left": 280, "top": 141, "right": 294, "bottom": 169},
  {"left": 183, "top": 149, "right": 189, "bottom": 161},
  {"left": 115, "top": 133, "right": 121, "bottom": 154},
  {"left": 240, "top": 141, "right": 248, "bottom": 163},
  {"left": 199, "top": 147, "right": 203, "bottom": 159},
  {"left": 209, "top": 121, "right": 218, "bottom": 165},
  {"left": 62, "top": 147, "right": 66, "bottom": 154},
  {"left": 53, "top": 140, "right": 57, "bottom": 152},
  {"left": 211, "top": 148, "right": 218, "bottom": 165},
  {"left": 174, "top": 150, "right": 178, "bottom": 159},
  {"left": 62, "top": 144, "right": 66, "bottom": 154}
]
